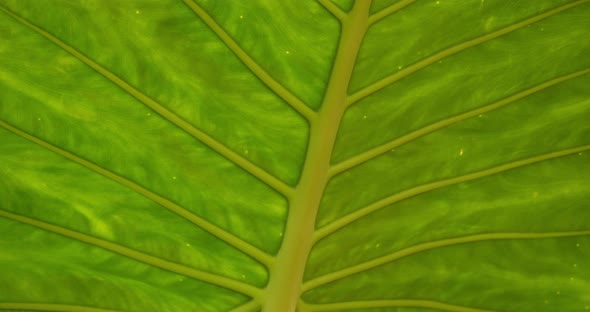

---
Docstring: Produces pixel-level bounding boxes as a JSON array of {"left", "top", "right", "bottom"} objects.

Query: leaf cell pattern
[{"left": 0, "top": 1, "right": 589, "bottom": 312}]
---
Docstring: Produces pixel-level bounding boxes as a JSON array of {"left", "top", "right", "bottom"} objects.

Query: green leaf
[{"left": 1, "top": 0, "right": 589, "bottom": 311}]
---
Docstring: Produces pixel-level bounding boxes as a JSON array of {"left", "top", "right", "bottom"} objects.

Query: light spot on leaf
[{"left": 484, "top": 16, "right": 497, "bottom": 31}]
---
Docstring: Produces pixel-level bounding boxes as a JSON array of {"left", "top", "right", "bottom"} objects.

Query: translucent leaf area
[{"left": 0, "top": 1, "right": 589, "bottom": 312}]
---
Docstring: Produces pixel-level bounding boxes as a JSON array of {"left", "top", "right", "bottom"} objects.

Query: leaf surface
[{"left": 0, "top": 1, "right": 589, "bottom": 311}]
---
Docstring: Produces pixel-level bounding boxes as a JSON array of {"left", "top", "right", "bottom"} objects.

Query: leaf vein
[
  {"left": 317, "top": 0, "right": 347, "bottom": 21},
  {"left": 229, "top": 300, "right": 260, "bottom": 312},
  {"left": 304, "top": 231, "right": 590, "bottom": 292},
  {"left": 0, "top": 121, "right": 273, "bottom": 267},
  {"left": 304, "top": 299, "right": 497, "bottom": 312},
  {"left": 0, "top": 303, "right": 124, "bottom": 312},
  {"left": 349, "top": 0, "right": 589, "bottom": 105},
  {"left": 331, "top": 68, "right": 590, "bottom": 176},
  {"left": 316, "top": 145, "right": 590, "bottom": 241},
  {"left": 181, "top": 0, "right": 316, "bottom": 122},
  {"left": 0, "top": 4, "right": 293, "bottom": 199},
  {"left": 0, "top": 209, "right": 261, "bottom": 298},
  {"left": 368, "top": 0, "right": 416, "bottom": 25}
]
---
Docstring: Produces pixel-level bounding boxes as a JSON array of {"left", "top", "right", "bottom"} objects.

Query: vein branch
[
  {"left": 0, "top": 209, "right": 261, "bottom": 298},
  {"left": 317, "top": 0, "right": 347, "bottom": 21},
  {"left": 305, "top": 299, "right": 497, "bottom": 312},
  {"left": 368, "top": 0, "right": 416, "bottom": 25},
  {"left": 262, "top": 2, "right": 373, "bottom": 310},
  {"left": 229, "top": 300, "right": 260, "bottom": 312},
  {"left": 330, "top": 68, "right": 590, "bottom": 176},
  {"left": 0, "top": 303, "right": 122, "bottom": 312},
  {"left": 0, "top": 4, "right": 293, "bottom": 199},
  {"left": 316, "top": 145, "right": 590, "bottom": 242},
  {"left": 306, "top": 299, "right": 500, "bottom": 312},
  {"left": 348, "top": 0, "right": 589, "bottom": 106},
  {"left": 181, "top": 0, "right": 316, "bottom": 122},
  {"left": 304, "top": 230, "right": 590, "bottom": 291},
  {"left": 0, "top": 121, "right": 273, "bottom": 267}
]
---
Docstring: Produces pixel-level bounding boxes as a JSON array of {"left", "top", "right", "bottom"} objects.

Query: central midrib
[{"left": 261, "top": 2, "right": 372, "bottom": 311}]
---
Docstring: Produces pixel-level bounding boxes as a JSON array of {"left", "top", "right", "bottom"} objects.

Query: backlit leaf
[{"left": 1, "top": 1, "right": 589, "bottom": 311}]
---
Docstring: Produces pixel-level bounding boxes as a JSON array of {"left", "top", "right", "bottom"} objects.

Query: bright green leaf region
[{"left": 1, "top": 0, "right": 589, "bottom": 311}]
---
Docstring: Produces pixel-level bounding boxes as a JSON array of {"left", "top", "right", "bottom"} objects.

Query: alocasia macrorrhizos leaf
[{"left": 0, "top": 0, "right": 589, "bottom": 311}]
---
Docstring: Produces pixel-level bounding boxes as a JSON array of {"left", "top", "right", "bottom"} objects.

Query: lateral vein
[
  {"left": 305, "top": 299, "right": 497, "bottom": 312},
  {"left": 304, "top": 230, "right": 590, "bottom": 291},
  {"left": 0, "top": 121, "right": 273, "bottom": 267},
  {"left": 0, "top": 4, "right": 293, "bottom": 199},
  {"left": 317, "top": 0, "right": 347, "bottom": 21},
  {"left": 229, "top": 300, "right": 260, "bottom": 312},
  {"left": 349, "top": 0, "right": 589, "bottom": 106},
  {"left": 316, "top": 144, "right": 590, "bottom": 241},
  {"left": 0, "top": 303, "right": 122, "bottom": 312},
  {"left": 368, "top": 0, "right": 416, "bottom": 25},
  {"left": 0, "top": 209, "right": 261, "bottom": 298},
  {"left": 181, "top": 0, "right": 316, "bottom": 122},
  {"left": 330, "top": 68, "right": 590, "bottom": 176}
]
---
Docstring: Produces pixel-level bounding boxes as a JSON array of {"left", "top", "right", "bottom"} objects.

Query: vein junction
[{"left": 261, "top": 1, "right": 373, "bottom": 311}]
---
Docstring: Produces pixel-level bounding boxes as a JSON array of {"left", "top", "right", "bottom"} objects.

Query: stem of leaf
[{"left": 259, "top": 2, "right": 372, "bottom": 311}]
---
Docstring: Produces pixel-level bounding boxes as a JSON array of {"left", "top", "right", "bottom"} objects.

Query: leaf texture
[{"left": 0, "top": 1, "right": 589, "bottom": 312}]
